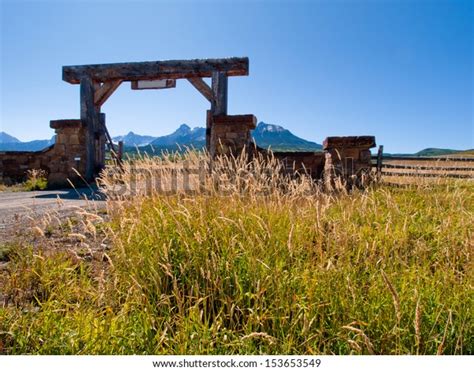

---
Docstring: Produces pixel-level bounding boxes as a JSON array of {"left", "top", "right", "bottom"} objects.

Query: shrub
[{"left": 23, "top": 169, "right": 48, "bottom": 191}]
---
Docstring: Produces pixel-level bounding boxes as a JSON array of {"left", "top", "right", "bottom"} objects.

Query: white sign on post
[{"left": 131, "top": 79, "right": 176, "bottom": 90}]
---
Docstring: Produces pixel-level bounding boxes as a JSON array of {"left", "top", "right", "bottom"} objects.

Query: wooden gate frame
[{"left": 62, "top": 57, "right": 249, "bottom": 180}]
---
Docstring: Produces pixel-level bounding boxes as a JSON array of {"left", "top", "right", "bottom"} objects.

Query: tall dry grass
[{"left": 0, "top": 150, "right": 472, "bottom": 354}]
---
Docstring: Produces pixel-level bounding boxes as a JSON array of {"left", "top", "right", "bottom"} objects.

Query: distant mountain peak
[
  {"left": 109, "top": 121, "right": 322, "bottom": 153},
  {"left": 252, "top": 122, "right": 322, "bottom": 151},
  {"left": 112, "top": 131, "right": 157, "bottom": 147},
  {"left": 150, "top": 124, "right": 205, "bottom": 148},
  {"left": 175, "top": 123, "right": 192, "bottom": 135},
  {"left": 256, "top": 122, "right": 286, "bottom": 133},
  {"left": 0, "top": 131, "right": 21, "bottom": 144}
]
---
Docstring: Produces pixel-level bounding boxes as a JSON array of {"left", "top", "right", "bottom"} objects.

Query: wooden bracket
[
  {"left": 94, "top": 79, "right": 122, "bottom": 106},
  {"left": 187, "top": 77, "right": 213, "bottom": 102}
]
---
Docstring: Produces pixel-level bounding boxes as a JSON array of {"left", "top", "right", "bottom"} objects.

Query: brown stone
[
  {"left": 50, "top": 119, "right": 85, "bottom": 129},
  {"left": 323, "top": 136, "right": 376, "bottom": 150},
  {"left": 212, "top": 114, "right": 257, "bottom": 128}
]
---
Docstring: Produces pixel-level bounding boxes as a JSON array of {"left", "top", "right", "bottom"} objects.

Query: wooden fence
[{"left": 371, "top": 146, "right": 474, "bottom": 180}]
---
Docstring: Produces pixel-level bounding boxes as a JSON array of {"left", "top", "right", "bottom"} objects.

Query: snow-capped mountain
[
  {"left": 0, "top": 122, "right": 322, "bottom": 153},
  {"left": 112, "top": 131, "right": 157, "bottom": 147},
  {"left": 252, "top": 122, "right": 322, "bottom": 151},
  {"left": 150, "top": 124, "right": 206, "bottom": 148}
]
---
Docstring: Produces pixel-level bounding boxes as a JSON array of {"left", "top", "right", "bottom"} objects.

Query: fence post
[
  {"left": 118, "top": 141, "right": 124, "bottom": 163},
  {"left": 376, "top": 145, "right": 384, "bottom": 182}
]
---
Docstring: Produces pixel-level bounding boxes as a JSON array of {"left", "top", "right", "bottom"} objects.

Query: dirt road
[{"left": 0, "top": 188, "right": 105, "bottom": 242}]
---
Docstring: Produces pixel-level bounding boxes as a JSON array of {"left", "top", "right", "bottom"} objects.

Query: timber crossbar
[{"left": 63, "top": 57, "right": 249, "bottom": 84}]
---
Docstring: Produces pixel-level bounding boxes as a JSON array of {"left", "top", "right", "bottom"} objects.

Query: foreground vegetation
[
  {"left": 0, "top": 152, "right": 472, "bottom": 354},
  {"left": 0, "top": 169, "right": 48, "bottom": 192}
]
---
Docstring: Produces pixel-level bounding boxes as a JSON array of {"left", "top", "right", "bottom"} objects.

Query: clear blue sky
[{"left": 1, "top": 0, "right": 472, "bottom": 153}]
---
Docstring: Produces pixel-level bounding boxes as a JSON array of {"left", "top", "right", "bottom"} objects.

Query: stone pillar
[
  {"left": 48, "top": 119, "right": 88, "bottom": 187},
  {"left": 323, "top": 136, "right": 376, "bottom": 188},
  {"left": 210, "top": 114, "right": 257, "bottom": 157}
]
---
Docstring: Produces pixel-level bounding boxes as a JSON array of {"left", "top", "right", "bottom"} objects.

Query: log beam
[
  {"left": 63, "top": 57, "right": 249, "bottom": 84},
  {"left": 188, "top": 77, "right": 213, "bottom": 102}
]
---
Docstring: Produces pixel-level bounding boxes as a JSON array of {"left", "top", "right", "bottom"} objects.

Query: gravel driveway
[{"left": 0, "top": 188, "right": 106, "bottom": 242}]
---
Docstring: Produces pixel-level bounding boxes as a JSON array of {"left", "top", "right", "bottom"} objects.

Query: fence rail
[
  {"left": 381, "top": 163, "right": 472, "bottom": 171},
  {"left": 380, "top": 171, "right": 472, "bottom": 179},
  {"left": 378, "top": 155, "right": 474, "bottom": 162},
  {"left": 371, "top": 147, "right": 474, "bottom": 180}
]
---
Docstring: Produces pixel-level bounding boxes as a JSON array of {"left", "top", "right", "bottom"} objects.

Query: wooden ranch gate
[
  {"left": 62, "top": 57, "right": 251, "bottom": 181},
  {"left": 1, "top": 56, "right": 378, "bottom": 188}
]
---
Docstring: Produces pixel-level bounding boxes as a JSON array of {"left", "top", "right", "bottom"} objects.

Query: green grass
[
  {"left": 1, "top": 177, "right": 472, "bottom": 355},
  {"left": 0, "top": 169, "right": 48, "bottom": 192}
]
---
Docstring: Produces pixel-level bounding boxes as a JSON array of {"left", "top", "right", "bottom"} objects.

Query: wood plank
[
  {"left": 381, "top": 156, "right": 474, "bottom": 162},
  {"left": 63, "top": 57, "right": 249, "bottom": 84},
  {"left": 382, "top": 163, "right": 474, "bottom": 171},
  {"left": 188, "top": 78, "right": 213, "bottom": 102},
  {"left": 94, "top": 79, "right": 122, "bottom": 106},
  {"left": 382, "top": 171, "right": 473, "bottom": 179},
  {"left": 131, "top": 79, "right": 176, "bottom": 90}
]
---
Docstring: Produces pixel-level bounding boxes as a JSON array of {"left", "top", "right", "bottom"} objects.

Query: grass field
[{"left": 0, "top": 152, "right": 472, "bottom": 355}]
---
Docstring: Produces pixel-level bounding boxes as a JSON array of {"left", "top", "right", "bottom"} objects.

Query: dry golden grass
[{"left": 0, "top": 150, "right": 472, "bottom": 355}]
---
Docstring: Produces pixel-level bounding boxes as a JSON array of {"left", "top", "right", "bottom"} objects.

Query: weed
[{"left": 23, "top": 169, "right": 48, "bottom": 191}]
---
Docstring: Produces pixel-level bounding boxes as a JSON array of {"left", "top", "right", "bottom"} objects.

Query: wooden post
[
  {"left": 376, "top": 145, "right": 384, "bottom": 181},
  {"left": 206, "top": 110, "right": 212, "bottom": 152},
  {"left": 118, "top": 141, "right": 124, "bottom": 163},
  {"left": 211, "top": 71, "right": 228, "bottom": 115},
  {"left": 80, "top": 76, "right": 100, "bottom": 181},
  {"left": 210, "top": 72, "right": 228, "bottom": 156}
]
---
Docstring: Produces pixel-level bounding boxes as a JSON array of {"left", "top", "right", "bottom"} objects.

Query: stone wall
[
  {"left": 208, "top": 115, "right": 374, "bottom": 185},
  {"left": 272, "top": 151, "right": 325, "bottom": 179},
  {"left": 0, "top": 146, "right": 54, "bottom": 184},
  {"left": 0, "top": 120, "right": 87, "bottom": 187},
  {"left": 211, "top": 114, "right": 257, "bottom": 157},
  {"left": 323, "top": 136, "right": 376, "bottom": 187}
]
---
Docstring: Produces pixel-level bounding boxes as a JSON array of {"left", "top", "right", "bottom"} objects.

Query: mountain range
[
  {"left": 110, "top": 122, "right": 322, "bottom": 152},
  {"left": 1, "top": 123, "right": 472, "bottom": 156},
  {"left": 1, "top": 122, "right": 321, "bottom": 153},
  {"left": 0, "top": 133, "right": 55, "bottom": 151}
]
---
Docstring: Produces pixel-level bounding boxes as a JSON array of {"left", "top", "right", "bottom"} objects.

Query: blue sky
[{"left": 1, "top": 0, "right": 472, "bottom": 153}]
